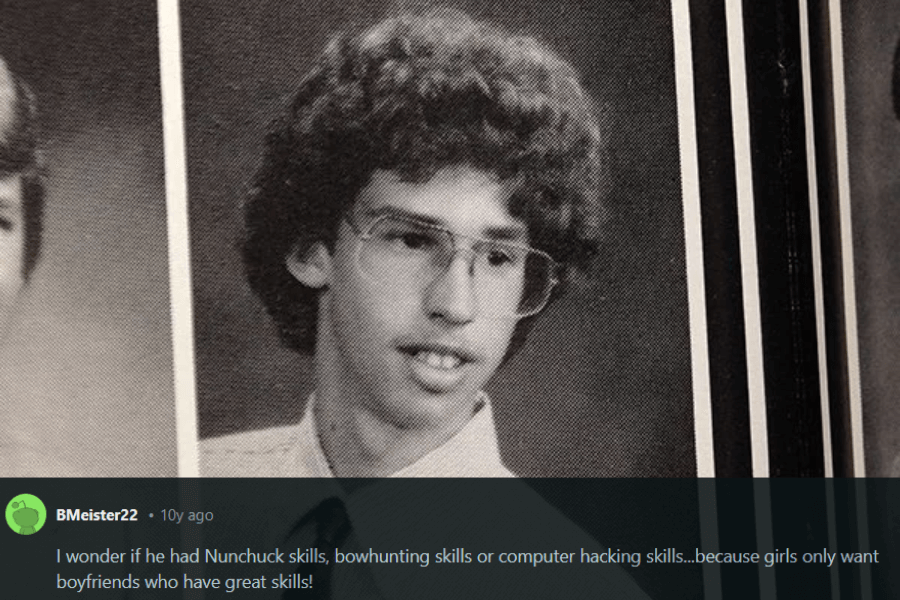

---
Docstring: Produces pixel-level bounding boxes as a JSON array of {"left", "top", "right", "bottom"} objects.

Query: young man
[
  {"left": 198, "top": 12, "right": 656, "bottom": 597},
  {"left": 0, "top": 56, "right": 42, "bottom": 337},
  {"left": 202, "top": 9, "right": 608, "bottom": 479}
]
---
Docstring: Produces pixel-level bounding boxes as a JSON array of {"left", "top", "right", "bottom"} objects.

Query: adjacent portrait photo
[
  {"left": 839, "top": 0, "right": 900, "bottom": 479},
  {"left": 0, "top": 1, "right": 176, "bottom": 476}
]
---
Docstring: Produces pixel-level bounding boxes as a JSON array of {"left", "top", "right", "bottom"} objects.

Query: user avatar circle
[{"left": 6, "top": 494, "right": 47, "bottom": 535}]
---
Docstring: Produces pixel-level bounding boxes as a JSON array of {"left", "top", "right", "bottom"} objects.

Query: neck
[{"left": 313, "top": 393, "right": 467, "bottom": 477}]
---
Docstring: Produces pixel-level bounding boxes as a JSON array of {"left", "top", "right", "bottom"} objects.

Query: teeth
[{"left": 415, "top": 351, "right": 462, "bottom": 369}]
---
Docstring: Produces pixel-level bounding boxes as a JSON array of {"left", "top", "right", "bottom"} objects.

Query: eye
[
  {"left": 486, "top": 250, "right": 512, "bottom": 266},
  {"left": 483, "top": 244, "right": 523, "bottom": 268},
  {"left": 372, "top": 219, "right": 442, "bottom": 252},
  {"left": 393, "top": 232, "right": 435, "bottom": 250}
]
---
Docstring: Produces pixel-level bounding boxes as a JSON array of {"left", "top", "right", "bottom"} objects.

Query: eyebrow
[{"left": 362, "top": 206, "right": 529, "bottom": 242}]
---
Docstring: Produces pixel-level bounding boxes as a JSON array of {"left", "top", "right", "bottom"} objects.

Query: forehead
[{"left": 355, "top": 167, "right": 526, "bottom": 239}]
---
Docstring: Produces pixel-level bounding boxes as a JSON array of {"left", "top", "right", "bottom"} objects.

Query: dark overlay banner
[{"left": 1, "top": 479, "right": 896, "bottom": 599}]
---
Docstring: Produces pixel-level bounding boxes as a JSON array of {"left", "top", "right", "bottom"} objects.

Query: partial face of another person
[
  {"left": 290, "top": 166, "right": 553, "bottom": 431},
  {"left": 0, "top": 174, "right": 24, "bottom": 334}
]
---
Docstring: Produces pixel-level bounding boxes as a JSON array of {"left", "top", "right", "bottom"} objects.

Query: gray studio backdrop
[
  {"left": 185, "top": 0, "right": 694, "bottom": 477},
  {"left": 0, "top": 2, "right": 175, "bottom": 476},
  {"left": 843, "top": 0, "right": 900, "bottom": 477}
]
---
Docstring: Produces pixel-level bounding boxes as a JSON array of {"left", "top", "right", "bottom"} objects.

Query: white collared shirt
[
  {"left": 201, "top": 392, "right": 514, "bottom": 478},
  {"left": 200, "top": 395, "right": 651, "bottom": 600}
]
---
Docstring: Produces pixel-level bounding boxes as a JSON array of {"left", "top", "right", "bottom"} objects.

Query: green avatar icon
[{"left": 6, "top": 494, "right": 46, "bottom": 535}]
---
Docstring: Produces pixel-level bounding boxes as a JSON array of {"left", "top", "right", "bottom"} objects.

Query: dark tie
[{"left": 283, "top": 497, "right": 352, "bottom": 600}]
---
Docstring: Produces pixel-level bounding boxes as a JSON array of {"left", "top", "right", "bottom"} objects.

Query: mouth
[
  {"left": 411, "top": 349, "right": 464, "bottom": 370},
  {"left": 399, "top": 343, "right": 477, "bottom": 367},
  {"left": 397, "top": 343, "right": 478, "bottom": 393}
]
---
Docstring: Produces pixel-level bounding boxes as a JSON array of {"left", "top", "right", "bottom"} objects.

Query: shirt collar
[
  {"left": 295, "top": 391, "right": 512, "bottom": 478},
  {"left": 282, "top": 393, "right": 513, "bottom": 598}
]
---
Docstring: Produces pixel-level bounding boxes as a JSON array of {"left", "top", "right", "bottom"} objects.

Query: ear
[{"left": 285, "top": 242, "right": 332, "bottom": 289}]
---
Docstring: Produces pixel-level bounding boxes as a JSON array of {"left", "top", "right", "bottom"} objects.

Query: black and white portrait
[
  {"left": 839, "top": 0, "right": 900, "bottom": 479},
  {"left": 0, "top": 1, "right": 176, "bottom": 476},
  {"left": 184, "top": 0, "right": 694, "bottom": 479},
  {"left": 0, "top": 2, "right": 896, "bottom": 599}
]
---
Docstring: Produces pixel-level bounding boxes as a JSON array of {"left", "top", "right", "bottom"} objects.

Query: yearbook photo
[
  {"left": 0, "top": 1, "right": 176, "bottom": 476},
  {"left": 839, "top": 0, "right": 900, "bottom": 479},
  {"left": 182, "top": 0, "right": 695, "bottom": 479}
]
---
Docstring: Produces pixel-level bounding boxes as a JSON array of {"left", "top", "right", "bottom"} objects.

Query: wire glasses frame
[{"left": 344, "top": 213, "right": 559, "bottom": 318}]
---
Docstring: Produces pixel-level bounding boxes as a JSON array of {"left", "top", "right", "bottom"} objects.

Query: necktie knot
[
  {"left": 282, "top": 496, "right": 353, "bottom": 600},
  {"left": 311, "top": 497, "right": 351, "bottom": 548}
]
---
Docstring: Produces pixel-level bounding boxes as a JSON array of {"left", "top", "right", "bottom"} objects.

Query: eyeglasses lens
[{"left": 357, "top": 217, "right": 555, "bottom": 317}]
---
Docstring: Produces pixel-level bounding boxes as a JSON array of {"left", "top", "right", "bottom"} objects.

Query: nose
[{"left": 424, "top": 252, "right": 477, "bottom": 324}]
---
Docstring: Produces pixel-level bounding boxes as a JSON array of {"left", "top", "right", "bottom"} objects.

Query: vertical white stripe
[
  {"left": 724, "top": 0, "right": 770, "bottom": 479},
  {"left": 797, "top": 0, "right": 835, "bottom": 479},
  {"left": 853, "top": 480, "right": 874, "bottom": 599},
  {"left": 752, "top": 480, "right": 777, "bottom": 599},
  {"left": 797, "top": 12, "right": 841, "bottom": 594},
  {"left": 696, "top": 483, "right": 723, "bottom": 600},
  {"left": 724, "top": 4, "right": 777, "bottom": 598},
  {"left": 824, "top": 479, "right": 842, "bottom": 600},
  {"left": 828, "top": 4, "right": 873, "bottom": 599},
  {"left": 672, "top": 0, "right": 715, "bottom": 480},
  {"left": 827, "top": 0, "right": 865, "bottom": 479},
  {"left": 671, "top": 1, "right": 722, "bottom": 596},
  {"left": 158, "top": 0, "right": 200, "bottom": 478}
]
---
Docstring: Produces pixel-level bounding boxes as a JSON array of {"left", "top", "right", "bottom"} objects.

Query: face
[
  {"left": 0, "top": 175, "right": 25, "bottom": 335},
  {"left": 293, "top": 166, "right": 526, "bottom": 430}
]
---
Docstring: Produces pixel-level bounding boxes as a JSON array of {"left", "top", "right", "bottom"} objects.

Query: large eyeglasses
[{"left": 345, "top": 213, "right": 559, "bottom": 318}]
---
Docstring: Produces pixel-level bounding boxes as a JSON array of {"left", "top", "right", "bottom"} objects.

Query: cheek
[
  {"left": 0, "top": 240, "right": 25, "bottom": 328},
  {"left": 0, "top": 230, "right": 25, "bottom": 285},
  {"left": 327, "top": 243, "right": 416, "bottom": 352},
  {"left": 475, "top": 319, "right": 518, "bottom": 361}
]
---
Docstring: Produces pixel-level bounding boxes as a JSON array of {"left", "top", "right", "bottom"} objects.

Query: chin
[{"left": 374, "top": 389, "right": 478, "bottom": 431}]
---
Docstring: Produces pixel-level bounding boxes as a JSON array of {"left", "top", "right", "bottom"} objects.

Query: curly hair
[
  {"left": 244, "top": 8, "right": 609, "bottom": 354},
  {"left": 0, "top": 57, "right": 43, "bottom": 279}
]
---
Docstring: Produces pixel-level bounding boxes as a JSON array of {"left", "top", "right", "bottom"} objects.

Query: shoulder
[{"left": 199, "top": 424, "right": 301, "bottom": 477}]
